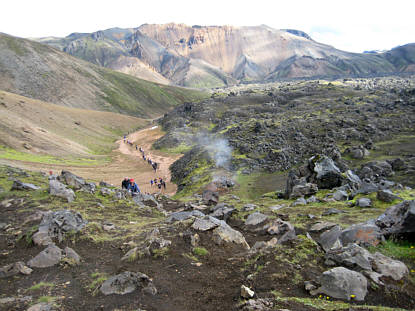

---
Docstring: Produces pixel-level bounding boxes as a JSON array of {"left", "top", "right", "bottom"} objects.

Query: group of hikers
[
  {"left": 138, "top": 146, "right": 158, "bottom": 172},
  {"left": 121, "top": 134, "right": 166, "bottom": 195}
]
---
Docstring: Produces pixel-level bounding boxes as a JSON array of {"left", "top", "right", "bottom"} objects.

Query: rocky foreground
[
  {"left": 1, "top": 76, "right": 415, "bottom": 310},
  {"left": 0, "top": 159, "right": 414, "bottom": 310}
]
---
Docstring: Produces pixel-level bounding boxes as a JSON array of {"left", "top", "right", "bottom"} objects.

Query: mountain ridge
[{"left": 32, "top": 23, "right": 415, "bottom": 87}]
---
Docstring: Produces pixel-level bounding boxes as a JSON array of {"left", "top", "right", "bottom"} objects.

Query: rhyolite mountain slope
[
  {"left": 35, "top": 24, "right": 415, "bottom": 88},
  {"left": 0, "top": 33, "right": 207, "bottom": 117}
]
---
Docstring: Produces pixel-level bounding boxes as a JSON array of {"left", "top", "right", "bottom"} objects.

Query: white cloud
[{"left": 1, "top": 0, "right": 414, "bottom": 52}]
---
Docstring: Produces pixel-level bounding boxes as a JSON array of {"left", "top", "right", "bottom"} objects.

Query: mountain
[
  {"left": 0, "top": 33, "right": 207, "bottom": 117},
  {"left": 35, "top": 24, "right": 415, "bottom": 88}
]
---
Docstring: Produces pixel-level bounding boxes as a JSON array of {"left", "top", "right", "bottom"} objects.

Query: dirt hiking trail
[
  {"left": 0, "top": 126, "right": 182, "bottom": 196},
  {"left": 118, "top": 126, "right": 182, "bottom": 195}
]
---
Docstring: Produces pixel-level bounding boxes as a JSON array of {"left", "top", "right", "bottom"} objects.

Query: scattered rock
[
  {"left": 322, "top": 208, "right": 345, "bottom": 216},
  {"left": 210, "top": 203, "right": 235, "bottom": 221},
  {"left": 10, "top": 180, "right": 40, "bottom": 191},
  {"left": 241, "top": 285, "right": 255, "bottom": 298},
  {"left": 0, "top": 296, "right": 32, "bottom": 306},
  {"left": 27, "top": 244, "right": 63, "bottom": 268},
  {"left": 311, "top": 267, "right": 367, "bottom": 301},
  {"left": 265, "top": 219, "right": 296, "bottom": 243},
  {"left": 49, "top": 180, "right": 75, "bottom": 202},
  {"left": 192, "top": 216, "right": 222, "bottom": 231},
  {"left": 377, "top": 189, "right": 401, "bottom": 203},
  {"left": 333, "top": 190, "right": 348, "bottom": 201},
  {"left": 64, "top": 247, "right": 81, "bottom": 264},
  {"left": 27, "top": 302, "right": 55, "bottom": 311},
  {"left": 306, "top": 196, "right": 319, "bottom": 204},
  {"left": 0, "top": 261, "right": 32, "bottom": 278},
  {"left": 114, "top": 189, "right": 128, "bottom": 200},
  {"left": 100, "top": 187, "right": 114, "bottom": 196},
  {"left": 100, "top": 271, "right": 157, "bottom": 295},
  {"left": 304, "top": 281, "right": 317, "bottom": 291},
  {"left": 133, "top": 193, "right": 160, "bottom": 207},
  {"left": 356, "top": 198, "right": 372, "bottom": 208},
  {"left": 32, "top": 210, "right": 87, "bottom": 245},
  {"left": 318, "top": 225, "right": 342, "bottom": 252},
  {"left": 290, "top": 183, "right": 318, "bottom": 199},
  {"left": 243, "top": 204, "right": 258, "bottom": 211},
  {"left": 245, "top": 212, "right": 269, "bottom": 226},
  {"left": 292, "top": 197, "right": 307, "bottom": 206},
  {"left": 166, "top": 210, "right": 205, "bottom": 223},
  {"left": 239, "top": 298, "right": 274, "bottom": 311},
  {"left": 99, "top": 181, "right": 114, "bottom": 187},
  {"left": 309, "top": 222, "right": 337, "bottom": 233},
  {"left": 102, "top": 222, "right": 116, "bottom": 231},
  {"left": 356, "top": 181, "right": 379, "bottom": 194}
]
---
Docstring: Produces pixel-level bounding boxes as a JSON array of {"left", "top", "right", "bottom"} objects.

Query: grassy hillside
[{"left": 0, "top": 33, "right": 208, "bottom": 118}]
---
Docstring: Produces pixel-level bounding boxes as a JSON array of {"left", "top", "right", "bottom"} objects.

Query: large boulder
[
  {"left": 339, "top": 224, "right": 382, "bottom": 247},
  {"left": 212, "top": 225, "right": 250, "bottom": 250},
  {"left": 49, "top": 180, "right": 75, "bottom": 202},
  {"left": 100, "top": 271, "right": 156, "bottom": 295},
  {"left": 325, "top": 243, "right": 372, "bottom": 271},
  {"left": 312, "top": 156, "right": 343, "bottom": 189},
  {"left": 312, "top": 267, "right": 367, "bottom": 301},
  {"left": 59, "top": 170, "right": 96, "bottom": 193},
  {"left": 27, "top": 244, "right": 63, "bottom": 268},
  {"left": 325, "top": 244, "right": 408, "bottom": 282},
  {"left": 375, "top": 200, "right": 415, "bottom": 238},
  {"left": 371, "top": 252, "right": 409, "bottom": 281},
  {"left": 32, "top": 210, "right": 87, "bottom": 245}
]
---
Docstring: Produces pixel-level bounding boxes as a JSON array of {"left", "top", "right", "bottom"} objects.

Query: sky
[{"left": 1, "top": 0, "right": 414, "bottom": 53}]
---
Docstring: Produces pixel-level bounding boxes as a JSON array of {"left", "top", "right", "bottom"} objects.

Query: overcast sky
[{"left": 2, "top": 0, "right": 414, "bottom": 53}]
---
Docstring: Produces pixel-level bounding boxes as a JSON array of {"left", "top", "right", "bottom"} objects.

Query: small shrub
[{"left": 192, "top": 247, "right": 209, "bottom": 257}]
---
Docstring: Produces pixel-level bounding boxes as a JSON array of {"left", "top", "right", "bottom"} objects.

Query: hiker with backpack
[
  {"left": 122, "top": 177, "right": 130, "bottom": 189},
  {"left": 128, "top": 178, "right": 140, "bottom": 195}
]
